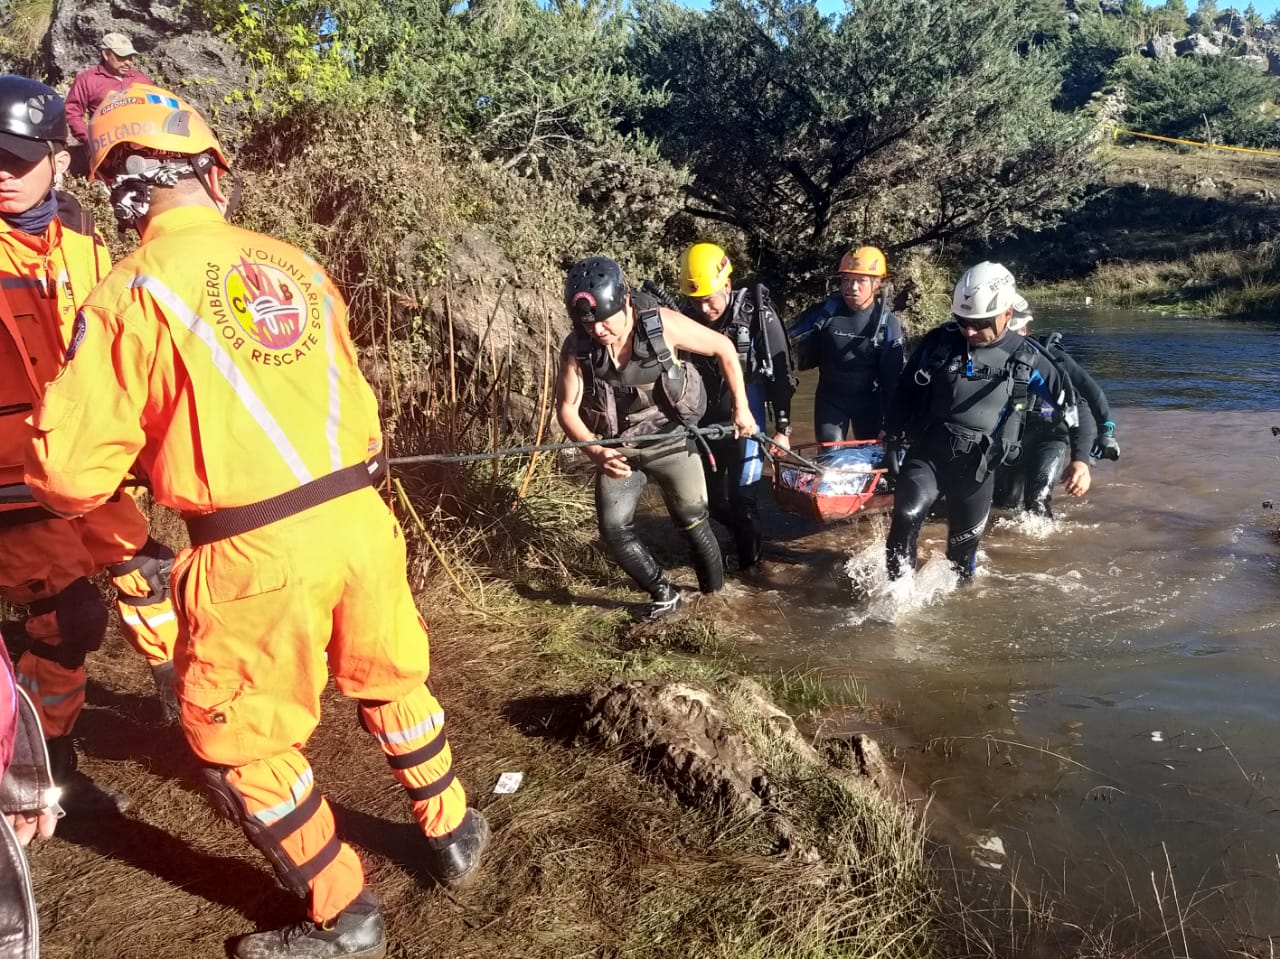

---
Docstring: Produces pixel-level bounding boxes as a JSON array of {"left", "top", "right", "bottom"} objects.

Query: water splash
[
  {"left": 992, "top": 510, "right": 1058, "bottom": 541},
  {"left": 843, "top": 541, "right": 960, "bottom": 625}
]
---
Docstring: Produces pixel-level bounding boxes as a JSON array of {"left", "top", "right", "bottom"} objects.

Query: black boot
[
  {"left": 422, "top": 808, "right": 489, "bottom": 890},
  {"left": 46, "top": 736, "right": 131, "bottom": 815},
  {"left": 643, "top": 581, "right": 686, "bottom": 621},
  {"left": 233, "top": 889, "right": 386, "bottom": 959},
  {"left": 682, "top": 517, "right": 725, "bottom": 594},
  {"left": 150, "top": 661, "right": 180, "bottom": 725}
]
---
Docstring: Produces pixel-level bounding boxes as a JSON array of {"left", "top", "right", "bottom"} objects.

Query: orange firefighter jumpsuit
[
  {"left": 0, "top": 210, "right": 177, "bottom": 738},
  {"left": 25, "top": 205, "right": 470, "bottom": 923}
]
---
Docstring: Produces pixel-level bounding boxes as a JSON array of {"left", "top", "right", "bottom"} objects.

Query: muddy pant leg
[
  {"left": 596, "top": 468, "right": 670, "bottom": 598},
  {"left": 173, "top": 512, "right": 365, "bottom": 925},
  {"left": 1024, "top": 441, "right": 1069, "bottom": 518},
  {"left": 886, "top": 452, "right": 942, "bottom": 580},
  {"left": 941, "top": 456, "right": 996, "bottom": 579},
  {"left": 711, "top": 433, "right": 763, "bottom": 569},
  {"left": 204, "top": 754, "right": 365, "bottom": 924},
  {"left": 647, "top": 443, "right": 723, "bottom": 594}
]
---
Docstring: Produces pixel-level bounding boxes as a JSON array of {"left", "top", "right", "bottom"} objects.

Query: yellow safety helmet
[
  {"left": 87, "top": 83, "right": 228, "bottom": 181},
  {"left": 680, "top": 242, "right": 733, "bottom": 297},
  {"left": 837, "top": 245, "right": 888, "bottom": 278}
]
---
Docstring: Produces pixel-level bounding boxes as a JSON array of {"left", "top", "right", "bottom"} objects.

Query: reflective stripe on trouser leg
[
  {"left": 14, "top": 618, "right": 85, "bottom": 738},
  {"left": 111, "top": 565, "right": 179, "bottom": 667},
  {"left": 360, "top": 685, "right": 467, "bottom": 838},
  {"left": 225, "top": 751, "right": 365, "bottom": 923}
]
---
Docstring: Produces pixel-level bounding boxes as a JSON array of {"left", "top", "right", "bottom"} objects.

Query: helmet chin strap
[{"left": 189, "top": 151, "right": 230, "bottom": 212}]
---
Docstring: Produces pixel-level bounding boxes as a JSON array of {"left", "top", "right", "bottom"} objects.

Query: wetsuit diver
[
  {"left": 993, "top": 314, "right": 1120, "bottom": 517},
  {"left": 555, "top": 256, "right": 758, "bottom": 619},
  {"left": 788, "top": 246, "right": 905, "bottom": 441},
  {"left": 678, "top": 243, "right": 795, "bottom": 571},
  {"left": 883, "top": 262, "right": 1095, "bottom": 580}
]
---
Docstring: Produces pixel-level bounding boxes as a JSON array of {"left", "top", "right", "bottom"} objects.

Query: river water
[{"left": 737, "top": 308, "right": 1280, "bottom": 949}]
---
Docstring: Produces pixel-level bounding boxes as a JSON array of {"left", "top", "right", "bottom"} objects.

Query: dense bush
[
  {"left": 1115, "top": 54, "right": 1280, "bottom": 146},
  {"left": 629, "top": 0, "right": 1096, "bottom": 292}
]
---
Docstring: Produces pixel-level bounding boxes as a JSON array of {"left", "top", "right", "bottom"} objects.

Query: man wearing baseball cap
[{"left": 63, "top": 31, "right": 152, "bottom": 175}]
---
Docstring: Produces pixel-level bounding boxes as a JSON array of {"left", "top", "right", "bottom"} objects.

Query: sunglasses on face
[{"left": 954, "top": 313, "right": 997, "bottom": 332}]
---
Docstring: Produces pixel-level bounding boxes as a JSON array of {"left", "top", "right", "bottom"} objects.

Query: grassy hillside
[{"left": 1002, "top": 138, "right": 1280, "bottom": 315}]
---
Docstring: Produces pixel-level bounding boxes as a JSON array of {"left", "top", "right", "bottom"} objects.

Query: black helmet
[
  {"left": 565, "top": 256, "right": 628, "bottom": 325},
  {"left": 0, "top": 76, "right": 67, "bottom": 163}
]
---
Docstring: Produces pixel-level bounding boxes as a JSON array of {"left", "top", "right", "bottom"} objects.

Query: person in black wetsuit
[
  {"left": 555, "top": 256, "right": 758, "bottom": 619},
  {"left": 883, "top": 262, "right": 1095, "bottom": 580},
  {"left": 993, "top": 313, "right": 1121, "bottom": 517},
  {"left": 678, "top": 242, "right": 795, "bottom": 571},
  {"left": 788, "top": 246, "right": 905, "bottom": 441}
]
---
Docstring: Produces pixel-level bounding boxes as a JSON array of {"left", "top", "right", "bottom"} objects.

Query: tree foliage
[
  {"left": 385, "top": 0, "right": 668, "bottom": 179},
  {"left": 0, "top": 0, "right": 54, "bottom": 75},
  {"left": 1115, "top": 54, "right": 1280, "bottom": 145},
  {"left": 628, "top": 0, "right": 1095, "bottom": 284},
  {"left": 1147, "top": 0, "right": 1191, "bottom": 37},
  {"left": 1059, "top": 7, "right": 1137, "bottom": 108}
]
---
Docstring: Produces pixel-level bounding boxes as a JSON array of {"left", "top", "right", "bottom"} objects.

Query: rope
[
  {"left": 386, "top": 423, "right": 738, "bottom": 467},
  {"left": 752, "top": 432, "right": 824, "bottom": 473},
  {"left": 1109, "top": 125, "right": 1280, "bottom": 159},
  {"left": 0, "top": 424, "right": 741, "bottom": 506}
]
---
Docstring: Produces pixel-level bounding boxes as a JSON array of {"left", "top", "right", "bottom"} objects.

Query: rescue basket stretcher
[{"left": 772, "top": 440, "right": 894, "bottom": 523}]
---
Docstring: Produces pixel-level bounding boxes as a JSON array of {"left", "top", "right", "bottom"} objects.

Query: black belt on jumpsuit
[{"left": 184, "top": 455, "right": 385, "bottom": 547}]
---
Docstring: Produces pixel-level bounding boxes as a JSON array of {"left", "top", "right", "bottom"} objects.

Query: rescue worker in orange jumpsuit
[
  {"left": 0, "top": 75, "right": 179, "bottom": 805},
  {"left": 24, "top": 84, "right": 488, "bottom": 958}
]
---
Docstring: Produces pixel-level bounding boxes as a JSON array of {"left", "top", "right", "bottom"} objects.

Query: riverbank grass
[{"left": 1012, "top": 140, "right": 1280, "bottom": 316}]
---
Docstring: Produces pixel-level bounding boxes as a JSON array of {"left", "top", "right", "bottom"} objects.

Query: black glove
[{"left": 1091, "top": 421, "right": 1120, "bottom": 461}]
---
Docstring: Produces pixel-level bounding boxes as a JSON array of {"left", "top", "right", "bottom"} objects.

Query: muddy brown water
[{"left": 727, "top": 308, "right": 1280, "bottom": 945}]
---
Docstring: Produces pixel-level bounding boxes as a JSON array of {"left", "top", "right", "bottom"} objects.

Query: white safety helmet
[{"left": 952, "top": 261, "right": 1029, "bottom": 321}]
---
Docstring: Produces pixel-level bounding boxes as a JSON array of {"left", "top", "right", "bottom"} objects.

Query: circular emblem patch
[{"left": 225, "top": 262, "right": 307, "bottom": 350}]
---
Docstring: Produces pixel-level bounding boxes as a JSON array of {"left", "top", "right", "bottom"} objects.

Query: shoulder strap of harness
[
  {"left": 870, "top": 294, "right": 889, "bottom": 349},
  {"left": 637, "top": 306, "right": 676, "bottom": 375},
  {"left": 991, "top": 338, "right": 1038, "bottom": 469},
  {"left": 913, "top": 322, "right": 963, "bottom": 386},
  {"left": 573, "top": 327, "right": 597, "bottom": 394},
  {"left": 749, "top": 283, "right": 774, "bottom": 379},
  {"left": 572, "top": 328, "right": 622, "bottom": 439}
]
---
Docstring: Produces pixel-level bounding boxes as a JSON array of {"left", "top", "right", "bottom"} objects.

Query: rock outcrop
[{"left": 48, "top": 0, "right": 249, "bottom": 133}]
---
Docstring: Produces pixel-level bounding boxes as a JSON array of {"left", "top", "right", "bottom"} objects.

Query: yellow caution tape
[{"left": 1109, "top": 125, "right": 1280, "bottom": 158}]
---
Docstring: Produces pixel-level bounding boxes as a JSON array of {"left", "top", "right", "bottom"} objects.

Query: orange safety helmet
[
  {"left": 87, "top": 83, "right": 228, "bottom": 181},
  {"left": 837, "top": 245, "right": 888, "bottom": 278}
]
